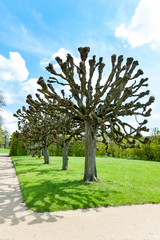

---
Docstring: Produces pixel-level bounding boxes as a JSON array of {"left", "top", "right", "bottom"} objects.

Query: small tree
[{"left": 36, "top": 47, "right": 154, "bottom": 181}]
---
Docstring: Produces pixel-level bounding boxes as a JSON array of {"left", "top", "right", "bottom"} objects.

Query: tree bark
[
  {"left": 84, "top": 120, "right": 98, "bottom": 181},
  {"left": 38, "top": 149, "right": 42, "bottom": 158},
  {"left": 38, "top": 141, "right": 42, "bottom": 158},
  {"left": 43, "top": 146, "right": 49, "bottom": 164},
  {"left": 32, "top": 150, "right": 36, "bottom": 157},
  {"left": 62, "top": 140, "right": 69, "bottom": 170}
]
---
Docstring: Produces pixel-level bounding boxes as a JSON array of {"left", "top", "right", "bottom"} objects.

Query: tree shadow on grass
[
  {"left": 11, "top": 156, "right": 121, "bottom": 213},
  {"left": 21, "top": 179, "right": 121, "bottom": 213},
  {"left": 13, "top": 165, "right": 62, "bottom": 175},
  {"left": 12, "top": 160, "right": 62, "bottom": 175},
  {"left": 1, "top": 155, "right": 121, "bottom": 226}
]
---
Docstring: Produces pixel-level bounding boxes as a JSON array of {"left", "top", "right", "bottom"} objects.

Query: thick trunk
[
  {"left": 84, "top": 120, "right": 98, "bottom": 181},
  {"left": 43, "top": 146, "right": 49, "bottom": 164},
  {"left": 43, "top": 136, "right": 49, "bottom": 164},
  {"left": 62, "top": 140, "right": 69, "bottom": 170}
]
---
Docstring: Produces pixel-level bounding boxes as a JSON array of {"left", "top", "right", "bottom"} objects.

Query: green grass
[
  {"left": 12, "top": 156, "right": 160, "bottom": 212},
  {"left": 0, "top": 148, "right": 10, "bottom": 153}
]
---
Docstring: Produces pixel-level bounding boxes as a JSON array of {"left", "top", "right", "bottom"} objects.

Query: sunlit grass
[
  {"left": 12, "top": 156, "right": 160, "bottom": 212},
  {"left": 0, "top": 148, "right": 9, "bottom": 154}
]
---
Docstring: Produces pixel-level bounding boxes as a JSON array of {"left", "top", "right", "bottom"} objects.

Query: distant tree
[
  {"left": 14, "top": 106, "right": 57, "bottom": 164},
  {"left": 152, "top": 127, "right": 160, "bottom": 137},
  {"left": 26, "top": 96, "right": 83, "bottom": 169},
  {"left": 0, "top": 90, "right": 5, "bottom": 109},
  {"left": 14, "top": 102, "right": 82, "bottom": 168},
  {"left": 149, "top": 128, "right": 160, "bottom": 161},
  {"left": 70, "top": 138, "right": 85, "bottom": 157},
  {"left": 0, "top": 126, "right": 3, "bottom": 146},
  {"left": 0, "top": 90, "right": 5, "bottom": 126},
  {"left": 0, "top": 129, "right": 10, "bottom": 148},
  {"left": 9, "top": 132, "right": 27, "bottom": 156},
  {"left": 36, "top": 47, "right": 154, "bottom": 181},
  {"left": 0, "top": 92, "right": 10, "bottom": 148}
]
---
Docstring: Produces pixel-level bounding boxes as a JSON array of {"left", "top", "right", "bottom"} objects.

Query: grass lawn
[
  {"left": 0, "top": 148, "right": 10, "bottom": 154},
  {"left": 12, "top": 156, "right": 160, "bottom": 212}
]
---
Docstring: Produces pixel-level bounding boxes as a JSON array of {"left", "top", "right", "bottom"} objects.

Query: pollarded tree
[
  {"left": 26, "top": 94, "right": 83, "bottom": 169},
  {"left": 36, "top": 47, "right": 155, "bottom": 181},
  {"left": 14, "top": 106, "right": 58, "bottom": 164}
]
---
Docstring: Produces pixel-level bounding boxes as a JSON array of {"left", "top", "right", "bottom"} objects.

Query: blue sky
[{"left": 0, "top": 0, "right": 160, "bottom": 134}]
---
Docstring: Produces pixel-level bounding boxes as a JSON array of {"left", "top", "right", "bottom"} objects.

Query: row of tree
[
  {"left": 10, "top": 129, "right": 160, "bottom": 162},
  {"left": 13, "top": 47, "right": 154, "bottom": 181}
]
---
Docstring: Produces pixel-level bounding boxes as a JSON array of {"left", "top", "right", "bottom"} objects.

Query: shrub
[{"left": 9, "top": 132, "right": 27, "bottom": 156}]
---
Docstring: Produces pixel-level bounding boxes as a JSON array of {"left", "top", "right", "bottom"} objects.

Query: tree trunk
[
  {"left": 32, "top": 150, "right": 36, "bottom": 157},
  {"left": 38, "top": 149, "right": 42, "bottom": 158},
  {"left": 43, "top": 146, "right": 49, "bottom": 164},
  {"left": 84, "top": 120, "right": 98, "bottom": 181},
  {"left": 38, "top": 142, "right": 42, "bottom": 158},
  {"left": 62, "top": 140, "right": 69, "bottom": 170}
]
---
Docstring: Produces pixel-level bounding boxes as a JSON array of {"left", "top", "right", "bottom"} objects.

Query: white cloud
[
  {"left": 2, "top": 78, "right": 40, "bottom": 105},
  {"left": 0, "top": 52, "right": 29, "bottom": 82},
  {"left": 40, "top": 48, "right": 71, "bottom": 69},
  {"left": 115, "top": 0, "right": 160, "bottom": 48},
  {"left": 40, "top": 58, "right": 50, "bottom": 70},
  {"left": 3, "top": 92, "right": 18, "bottom": 104},
  {"left": 22, "top": 78, "right": 39, "bottom": 96},
  {"left": 0, "top": 51, "right": 41, "bottom": 105},
  {"left": 1, "top": 109, "right": 18, "bottom": 134},
  {"left": 51, "top": 48, "right": 71, "bottom": 61}
]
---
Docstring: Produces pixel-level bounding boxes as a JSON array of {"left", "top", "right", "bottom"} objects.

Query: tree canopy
[
  {"left": 14, "top": 46, "right": 155, "bottom": 181},
  {"left": 35, "top": 47, "right": 154, "bottom": 181}
]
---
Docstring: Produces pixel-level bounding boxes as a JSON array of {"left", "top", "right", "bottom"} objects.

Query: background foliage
[
  {"left": 10, "top": 132, "right": 27, "bottom": 156},
  {"left": 10, "top": 128, "right": 160, "bottom": 162}
]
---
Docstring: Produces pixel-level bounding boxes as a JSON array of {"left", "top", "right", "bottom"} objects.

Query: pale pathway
[{"left": 0, "top": 153, "right": 160, "bottom": 240}]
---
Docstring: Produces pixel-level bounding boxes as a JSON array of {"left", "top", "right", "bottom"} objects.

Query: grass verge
[
  {"left": 0, "top": 148, "right": 10, "bottom": 154},
  {"left": 12, "top": 156, "right": 160, "bottom": 212}
]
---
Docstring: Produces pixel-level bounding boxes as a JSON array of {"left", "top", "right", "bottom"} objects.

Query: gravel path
[{"left": 0, "top": 153, "right": 160, "bottom": 240}]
